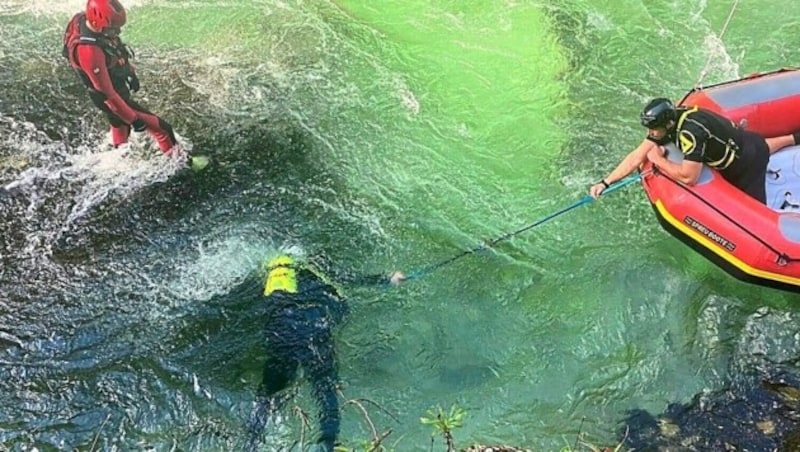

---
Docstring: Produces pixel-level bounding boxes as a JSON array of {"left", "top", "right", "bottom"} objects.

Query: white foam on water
[
  {"left": 124, "top": 234, "right": 315, "bottom": 325},
  {"left": 163, "top": 237, "right": 308, "bottom": 306},
  {"left": 1, "top": 115, "right": 193, "bottom": 257},
  {"left": 62, "top": 136, "right": 190, "bottom": 227},
  {"left": 169, "top": 235, "right": 272, "bottom": 303},
  {"left": 0, "top": 0, "right": 258, "bottom": 22},
  {"left": 0, "top": 0, "right": 150, "bottom": 17},
  {"left": 698, "top": 33, "right": 739, "bottom": 84}
]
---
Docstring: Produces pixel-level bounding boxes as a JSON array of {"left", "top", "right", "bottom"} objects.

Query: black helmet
[{"left": 641, "top": 98, "right": 676, "bottom": 128}]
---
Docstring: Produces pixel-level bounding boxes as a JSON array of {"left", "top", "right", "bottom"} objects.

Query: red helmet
[{"left": 86, "top": 0, "right": 126, "bottom": 31}]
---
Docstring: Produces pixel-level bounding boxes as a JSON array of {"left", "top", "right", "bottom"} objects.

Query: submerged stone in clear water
[{"left": 623, "top": 373, "right": 800, "bottom": 451}]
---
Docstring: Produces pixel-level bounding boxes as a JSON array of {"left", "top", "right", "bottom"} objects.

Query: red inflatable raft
[{"left": 641, "top": 68, "right": 800, "bottom": 293}]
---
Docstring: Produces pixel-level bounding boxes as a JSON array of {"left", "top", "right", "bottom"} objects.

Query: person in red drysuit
[{"left": 62, "top": 0, "right": 180, "bottom": 155}]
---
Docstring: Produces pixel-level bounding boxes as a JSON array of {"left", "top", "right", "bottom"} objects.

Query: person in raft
[{"left": 589, "top": 97, "right": 800, "bottom": 204}]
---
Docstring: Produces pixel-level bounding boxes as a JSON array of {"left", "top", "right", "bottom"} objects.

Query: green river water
[{"left": 1, "top": 0, "right": 800, "bottom": 450}]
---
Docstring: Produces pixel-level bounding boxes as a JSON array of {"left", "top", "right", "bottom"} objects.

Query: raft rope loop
[
  {"left": 404, "top": 173, "right": 643, "bottom": 282},
  {"left": 694, "top": 0, "right": 740, "bottom": 89}
]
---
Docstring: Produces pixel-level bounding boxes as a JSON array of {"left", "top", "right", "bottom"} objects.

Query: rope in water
[{"left": 403, "top": 173, "right": 643, "bottom": 282}]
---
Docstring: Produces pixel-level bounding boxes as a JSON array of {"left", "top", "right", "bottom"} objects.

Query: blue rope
[{"left": 404, "top": 173, "right": 642, "bottom": 282}]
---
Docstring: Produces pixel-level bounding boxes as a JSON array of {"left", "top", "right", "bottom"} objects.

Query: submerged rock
[{"left": 622, "top": 373, "right": 800, "bottom": 451}]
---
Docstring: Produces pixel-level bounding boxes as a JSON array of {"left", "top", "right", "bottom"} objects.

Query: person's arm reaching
[
  {"left": 75, "top": 44, "right": 138, "bottom": 124},
  {"left": 339, "top": 271, "right": 405, "bottom": 286},
  {"left": 320, "top": 270, "right": 404, "bottom": 323},
  {"left": 590, "top": 138, "right": 656, "bottom": 198}
]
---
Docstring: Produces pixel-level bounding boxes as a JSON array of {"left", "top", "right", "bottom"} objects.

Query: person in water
[
  {"left": 62, "top": 0, "right": 186, "bottom": 159},
  {"left": 246, "top": 254, "right": 404, "bottom": 451},
  {"left": 589, "top": 97, "right": 800, "bottom": 204}
]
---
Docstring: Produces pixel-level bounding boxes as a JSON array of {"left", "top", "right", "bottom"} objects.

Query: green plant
[{"left": 420, "top": 404, "right": 467, "bottom": 451}]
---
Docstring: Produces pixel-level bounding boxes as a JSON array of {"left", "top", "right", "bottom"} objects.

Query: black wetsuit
[
  {"left": 247, "top": 266, "right": 349, "bottom": 452},
  {"left": 664, "top": 107, "right": 770, "bottom": 203}
]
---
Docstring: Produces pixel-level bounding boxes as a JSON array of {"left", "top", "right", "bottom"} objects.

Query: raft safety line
[{"left": 694, "top": 0, "right": 740, "bottom": 89}]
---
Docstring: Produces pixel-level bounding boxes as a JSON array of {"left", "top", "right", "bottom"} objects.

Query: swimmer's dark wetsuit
[{"left": 246, "top": 256, "right": 388, "bottom": 451}]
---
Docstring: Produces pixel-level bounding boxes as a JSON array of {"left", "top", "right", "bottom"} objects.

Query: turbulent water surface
[{"left": 2, "top": 0, "right": 800, "bottom": 450}]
